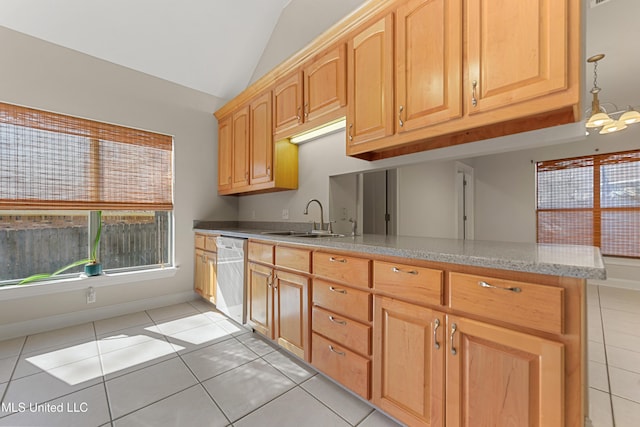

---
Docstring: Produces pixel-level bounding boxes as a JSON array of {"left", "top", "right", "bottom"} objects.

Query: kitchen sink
[{"left": 260, "top": 230, "right": 344, "bottom": 238}]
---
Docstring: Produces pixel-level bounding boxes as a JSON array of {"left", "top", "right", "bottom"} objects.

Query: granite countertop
[{"left": 194, "top": 223, "right": 606, "bottom": 280}]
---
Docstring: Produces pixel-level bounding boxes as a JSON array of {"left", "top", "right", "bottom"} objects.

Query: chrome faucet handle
[
  {"left": 348, "top": 218, "right": 357, "bottom": 236},
  {"left": 327, "top": 221, "right": 336, "bottom": 233}
]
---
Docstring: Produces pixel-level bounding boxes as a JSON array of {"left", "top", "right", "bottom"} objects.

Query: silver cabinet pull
[
  {"left": 478, "top": 281, "right": 521, "bottom": 293},
  {"left": 348, "top": 123, "right": 353, "bottom": 141},
  {"left": 329, "top": 286, "right": 347, "bottom": 294},
  {"left": 329, "top": 345, "right": 346, "bottom": 356},
  {"left": 266, "top": 165, "right": 271, "bottom": 176},
  {"left": 329, "top": 257, "right": 347, "bottom": 263},
  {"left": 329, "top": 316, "right": 347, "bottom": 325},
  {"left": 398, "top": 105, "right": 404, "bottom": 127},
  {"left": 450, "top": 323, "right": 457, "bottom": 355},
  {"left": 267, "top": 275, "right": 273, "bottom": 288},
  {"left": 296, "top": 106, "right": 301, "bottom": 122},
  {"left": 433, "top": 318, "right": 441, "bottom": 350},
  {"left": 392, "top": 267, "right": 418, "bottom": 275},
  {"left": 304, "top": 103, "right": 309, "bottom": 118},
  {"left": 471, "top": 80, "right": 478, "bottom": 107}
]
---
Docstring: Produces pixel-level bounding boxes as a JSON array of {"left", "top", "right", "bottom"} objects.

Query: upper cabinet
[
  {"left": 465, "top": 0, "right": 568, "bottom": 114},
  {"left": 218, "top": 91, "right": 298, "bottom": 195},
  {"left": 214, "top": 0, "right": 581, "bottom": 165},
  {"left": 347, "top": 15, "right": 394, "bottom": 147},
  {"left": 274, "top": 44, "right": 347, "bottom": 140}
]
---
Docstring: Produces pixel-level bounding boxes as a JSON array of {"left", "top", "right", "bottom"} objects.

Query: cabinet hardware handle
[
  {"left": 478, "top": 281, "right": 521, "bottom": 293},
  {"left": 471, "top": 80, "right": 478, "bottom": 107},
  {"left": 296, "top": 106, "right": 301, "bottom": 122},
  {"left": 398, "top": 105, "right": 404, "bottom": 127},
  {"left": 433, "top": 318, "right": 441, "bottom": 350},
  {"left": 329, "top": 286, "right": 347, "bottom": 294},
  {"left": 450, "top": 323, "right": 457, "bottom": 355},
  {"left": 267, "top": 275, "right": 273, "bottom": 288},
  {"left": 266, "top": 166, "right": 271, "bottom": 175},
  {"left": 329, "top": 257, "right": 347, "bottom": 263},
  {"left": 392, "top": 267, "right": 418, "bottom": 275},
  {"left": 329, "top": 316, "right": 347, "bottom": 325},
  {"left": 329, "top": 345, "right": 346, "bottom": 356},
  {"left": 348, "top": 123, "right": 353, "bottom": 141},
  {"left": 304, "top": 103, "right": 309, "bottom": 119}
]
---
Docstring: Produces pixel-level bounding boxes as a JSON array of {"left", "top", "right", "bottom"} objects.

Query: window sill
[{"left": 0, "top": 267, "right": 178, "bottom": 302}]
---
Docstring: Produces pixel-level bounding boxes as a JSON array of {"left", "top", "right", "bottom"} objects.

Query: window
[
  {"left": 536, "top": 150, "right": 640, "bottom": 258},
  {"left": 0, "top": 102, "right": 173, "bottom": 285}
]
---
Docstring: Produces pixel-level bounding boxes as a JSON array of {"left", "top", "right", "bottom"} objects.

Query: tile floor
[
  {"left": 0, "top": 299, "right": 402, "bottom": 427},
  {"left": 588, "top": 284, "right": 640, "bottom": 427},
  {"left": 0, "top": 285, "right": 638, "bottom": 426}
]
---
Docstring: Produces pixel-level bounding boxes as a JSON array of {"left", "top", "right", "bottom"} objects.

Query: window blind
[
  {"left": 0, "top": 102, "right": 173, "bottom": 210},
  {"left": 537, "top": 150, "right": 640, "bottom": 258}
]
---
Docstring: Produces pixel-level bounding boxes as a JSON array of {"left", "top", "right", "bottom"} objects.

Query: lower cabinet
[
  {"left": 445, "top": 315, "right": 564, "bottom": 427},
  {"left": 373, "top": 296, "right": 444, "bottom": 427},
  {"left": 372, "top": 296, "right": 565, "bottom": 427},
  {"left": 194, "top": 248, "right": 216, "bottom": 302},
  {"left": 247, "top": 260, "right": 310, "bottom": 360}
]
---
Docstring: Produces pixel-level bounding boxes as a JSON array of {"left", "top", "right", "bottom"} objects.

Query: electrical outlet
[
  {"left": 86, "top": 286, "right": 96, "bottom": 304},
  {"left": 282, "top": 209, "right": 289, "bottom": 220},
  {"left": 341, "top": 207, "right": 348, "bottom": 220}
]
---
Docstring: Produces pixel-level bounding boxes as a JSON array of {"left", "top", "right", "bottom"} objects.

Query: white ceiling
[
  {"left": 0, "top": 0, "right": 638, "bottom": 109},
  {"left": 0, "top": 0, "right": 291, "bottom": 100}
]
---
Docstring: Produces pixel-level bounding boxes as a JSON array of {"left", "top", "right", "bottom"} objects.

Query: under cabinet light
[{"left": 290, "top": 118, "right": 346, "bottom": 144}]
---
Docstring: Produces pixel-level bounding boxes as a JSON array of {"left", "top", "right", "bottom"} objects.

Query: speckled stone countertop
[{"left": 194, "top": 224, "right": 606, "bottom": 280}]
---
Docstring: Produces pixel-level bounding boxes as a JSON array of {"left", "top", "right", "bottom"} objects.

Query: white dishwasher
[{"left": 215, "top": 236, "right": 247, "bottom": 325}]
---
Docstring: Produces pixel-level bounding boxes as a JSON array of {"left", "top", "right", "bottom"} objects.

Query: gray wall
[{"left": 0, "top": 27, "right": 237, "bottom": 331}]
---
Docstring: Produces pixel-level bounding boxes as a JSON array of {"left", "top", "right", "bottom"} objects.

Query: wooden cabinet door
[
  {"left": 373, "top": 296, "right": 444, "bottom": 427},
  {"left": 347, "top": 14, "right": 394, "bottom": 147},
  {"left": 194, "top": 249, "right": 207, "bottom": 297},
  {"left": 274, "top": 270, "right": 309, "bottom": 360},
  {"left": 396, "top": 0, "right": 462, "bottom": 133},
  {"left": 274, "top": 71, "right": 303, "bottom": 136},
  {"left": 217, "top": 115, "right": 233, "bottom": 192},
  {"left": 446, "top": 315, "right": 564, "bottom": 427},
  {"left": 303, "top": 44, "right": 347, "bottom": 124},
  {"left": 247, "top": 262, "right": 274, "bottom": 338},
  {"left": 231, "top": 106, "right": 250, "bottom": 188},
  {"left": 206, "top": 251, "right": 217, "bottom": 303},
  {"left": 465, "top": 0, "right": 568, "bottom": 115},
  {"left": 249, "top": 92, "right": 273, "bottom": 185}
]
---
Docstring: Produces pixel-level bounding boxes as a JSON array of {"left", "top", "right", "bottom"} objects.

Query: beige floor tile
[
  {"left": 113, "top": 384, "right": 228, "bottom": 427},
  {"left": 145, "top": 303, "right": 199, "bottom": 322},
  {"left": 263, "top": 350, "right": 316, "bottom": 384},
  {"left": 608, "top": 366, "right": 640, "bottom": 403},
  {"left": 106, "top": 357, "right": 197, "bottom": 419},
  {"left": 603, "top": 329, "right": 640, "bottom": 353},
  {"left": 588, "top": 388, "right": 613, "bottom": 427},
  {"left": 22, "top": 323, "right": 95, "bottom": 353},
  {"left": 599, "top": 287, "right": 640, "bottom": 314},
  {"left": 181, "top": 338, "right": 258, "bottom": 382},
  {"left": 589, "top": 361, "right": 610, "bottom": 392},
  {"left": 606, "top": 346, "right": 640, "bottom": 374},
  {"left": 301, "top": 375, "right": 374, "bottom": 425},
  {"left": 0, "top": 337, "right": 25, "bottom": 360},
  {"left": 612, "top": 396, "right": 640, "bottom": 427},
  {"left": 94, "top": 311, "right": 153, "bottom": 335},
  {"left": 0, "top": 356, "right": 18, "bottom": 384},
  {"left": 602, "top": 308, "right": 640, "bottom": 337},
  {"left": 236, "top": 333, "right": 277, "bottom": 357},
  {"left": 359, "top": 410, "right": 405, "bottom": 427},
  {"left": 587, "top": 284, "right": 600, "bottom": 307},
  {"left": 233, "top": 387, "right": 350, "bottom": 427},
  {"left": 589, "top": 340, "right": 607, "bottom": 364}
]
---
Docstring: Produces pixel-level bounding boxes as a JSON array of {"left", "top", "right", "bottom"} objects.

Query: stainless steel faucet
[{"left": 303, "top": 199, "right": 325, "bottom": 231}]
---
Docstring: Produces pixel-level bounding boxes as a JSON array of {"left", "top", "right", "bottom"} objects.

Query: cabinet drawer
[
  {"left": 311, "top": 333, "right": 371, "bottom": 400},
  {"left": 275, "top": 246, "right": 311, "bottom": 273},
  {"left": 313, "top": 279, "right": 372, "bottom": 323},
  {"left": 248, "top": 241, "right": 274, "bottom": 264},
  {"left": 449, "top": 272, "right": 564, "bottom": 335},
  {"left": 312, "top": 306, "right": 371, "bottom": 356},
  {"left": 204, "top": 235, "right": 218, "bottom": 252},
  {"left": 313, "top": 251, "right": 371, "bottom": 289},
  {"left": 195, "top": 233, "right": 206, "bottom": 250},
  {"left": 373, "top": 261, "right": 443, "bottom": 306}
]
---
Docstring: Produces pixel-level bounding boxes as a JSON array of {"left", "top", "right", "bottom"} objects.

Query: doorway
[{"left": 362, "top": 169, "right": 397, "bottom": 235}]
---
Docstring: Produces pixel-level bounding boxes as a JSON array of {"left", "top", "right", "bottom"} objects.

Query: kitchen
[{"left": 0, "top": 0, "right": 639, "bottom": 426}]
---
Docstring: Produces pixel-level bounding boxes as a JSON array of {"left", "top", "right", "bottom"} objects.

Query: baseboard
[
  {"left": 0, "top": 291, "right": 197, "bottom": 340},
  {"left": 588, "top": 278, "right": 640, "bottom": 291}
]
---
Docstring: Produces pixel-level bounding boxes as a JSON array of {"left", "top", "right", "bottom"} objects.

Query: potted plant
[{"left": 18, "top": 211, "right": 103, "bottom": 284}]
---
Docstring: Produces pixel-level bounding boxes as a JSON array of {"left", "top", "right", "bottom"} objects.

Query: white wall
[
  {"left": 0, "top": 27, "right": 237, "bottom": 333},
  {"left": 249, "top": 0, "right": 366, "bottom": 83}
]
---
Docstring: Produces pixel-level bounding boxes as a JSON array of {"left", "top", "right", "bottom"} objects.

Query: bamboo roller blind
[
  {"left": 537, "top": 150, "right": 640, "bottom": 258},
  {"left": 0, "top": 102, "right": 173, "bottom": 210}
]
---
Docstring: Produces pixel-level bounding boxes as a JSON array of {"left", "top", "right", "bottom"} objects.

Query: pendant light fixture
[{"left": 585, "top": 54, "right": 640, "bottom": 135}]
